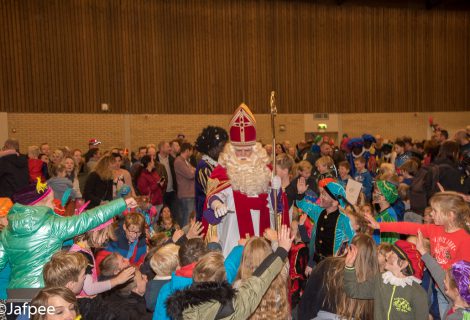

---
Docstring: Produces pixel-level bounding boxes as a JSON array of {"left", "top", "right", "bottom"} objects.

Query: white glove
[
  {"left": 271, "top": 176, "right": 282, "bottom": 190},
  {"left": 211, "top": 200, "right": 228, "bottom": 218}
]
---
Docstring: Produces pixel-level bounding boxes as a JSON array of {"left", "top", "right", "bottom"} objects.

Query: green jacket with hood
[{"left": 0, "top": 198, "right": 127, "bottom": 289}]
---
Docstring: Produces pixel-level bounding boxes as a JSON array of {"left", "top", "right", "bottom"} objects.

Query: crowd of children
[{"left": 0, "top": 125, "right": 469, "bottom": 320}]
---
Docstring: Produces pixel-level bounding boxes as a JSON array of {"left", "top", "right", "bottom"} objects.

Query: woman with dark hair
[
  {"left": 423, "top": 139, "right": 440, "bottom": 166},
  {"left": 136, "top": 155, "right": 165, "bottom": 212},
  {"left": 298, "top": 234, "right": 378, "bottom": 320},
  {"left": 153, "top": 205, "right": 179, "bottom": 237},
  {"left": 84, "top": 148, "right": 101, "bottom": 173},
  {"left": 111, "top": 153, "right": 136, "bottom": 198},
  {"left": 434, "top": 140, "right": 466, "bottom": 193},
  {"left": 275, "top": 143, "right": 287, "bottom": 155}
]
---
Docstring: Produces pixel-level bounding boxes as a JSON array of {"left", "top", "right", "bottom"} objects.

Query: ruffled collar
[
  {"left": 382, "top": 271, "right": 421, "bottom": 287},
  {"left": 352, "top": 150, "right": 365, "bottom": 158},
  {"left": 202, "top": 154, "right": 218, "bottom": 167}
]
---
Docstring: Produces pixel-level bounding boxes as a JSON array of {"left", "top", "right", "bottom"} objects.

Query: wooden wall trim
[{"left": 0, "top": 0, "right": 469, "bottom": 114}]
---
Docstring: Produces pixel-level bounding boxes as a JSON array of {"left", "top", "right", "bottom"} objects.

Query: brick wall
[
  {"left": 340, "top": 112, "right": 470, "bottom": 141},
  {"left": 6, "top": 112, "right": 469, "bottom": 153}
]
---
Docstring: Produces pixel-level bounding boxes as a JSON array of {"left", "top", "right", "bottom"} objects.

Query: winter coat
[
  {"left": 433, "top": 158, "right": 466, "bottom": 194},
  {"left": 0, "top": 154, "right": 29, "bottom": 198},
  {"left": 137, "top": 170, "right": 164, "bottom": 205},
  {"left": 166, "top": 247, "right": 288, "bottom": 320},
  {"left": 153, "top": 245, "right": 243, "bottom": 320},
  {"left": 77, "top": 295, "right": 121, "bottom": 320},
  {"left": 0, "top": 198, "right": 127, "bottom": 288},
  {"left": 99, "top": 290, "right": 152, "bottom": 320}
]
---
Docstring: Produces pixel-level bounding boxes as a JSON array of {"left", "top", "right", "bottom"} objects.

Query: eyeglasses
[{"left": 126, "top": 230, "right": 142, "bottom": 237}]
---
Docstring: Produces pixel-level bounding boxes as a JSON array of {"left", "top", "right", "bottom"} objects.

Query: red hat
[
  {"left": 229, "top": 104, "right": 257, "bottom": 147},
  {"left": 88, "top": 138, "right": 101, "bottom": 146},
  {"left": 392, "top": 240, "right": 424, "bottom": 280}
]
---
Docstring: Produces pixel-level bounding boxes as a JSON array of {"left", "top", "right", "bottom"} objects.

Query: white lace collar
[
  {"left": 382, "top": 271, "right": 421, "bottom": 287},
  {"left": 352, "top": 150, "right": 365, "bottom": 158},
  {"left": 202, "top": 154, "right": 218, "bottom": 167},
  {"left": 154, "top": 275, "right": 172, "bottom": 280}
]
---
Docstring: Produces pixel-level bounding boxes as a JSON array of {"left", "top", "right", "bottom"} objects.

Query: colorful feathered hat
[
  {"left": 322, "top": 180, "right": 349, "bottom": 208},
  {"left": 12, "top": 178, "right": 52, "bottom": 205}
]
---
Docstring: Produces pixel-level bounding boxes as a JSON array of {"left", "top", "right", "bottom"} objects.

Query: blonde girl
[
  {"left": 368, "top": 192, "right": 470, "bottom": 270},
  {"left": 367, "top": 191, "right": 470, "bottom": 318},
  {"left": 235, "top": 237, "right": 290, "bottom": 320}
]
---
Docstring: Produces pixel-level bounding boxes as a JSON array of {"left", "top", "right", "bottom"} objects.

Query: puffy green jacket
[{"left": 0, "top": 198, "right": 127, "bottom": 289}]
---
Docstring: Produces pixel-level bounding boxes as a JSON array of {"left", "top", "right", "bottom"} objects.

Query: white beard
[{"left": 218, "top": 142, "right": 271, "bottom": 196}]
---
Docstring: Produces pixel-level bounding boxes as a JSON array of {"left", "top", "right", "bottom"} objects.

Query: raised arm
[
  {"left": 366, "top": 215, "right": 433, "bottom": 238},
  {"left": 50, "top": 198, "right": 135, "bottom": 240}
]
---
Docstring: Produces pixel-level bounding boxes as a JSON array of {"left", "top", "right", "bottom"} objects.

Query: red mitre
[{"left": 229, "top": 103, "right": 257, "bottom": 147}]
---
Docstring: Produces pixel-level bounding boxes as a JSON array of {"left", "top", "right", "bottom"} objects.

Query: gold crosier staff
[{"left": 270, "top": 92, "right": 282, "bottom": 231}]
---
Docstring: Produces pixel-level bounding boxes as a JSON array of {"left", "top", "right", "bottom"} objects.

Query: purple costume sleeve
[{"left": 203, "top": 195, "right": 223, "bottom": 224}]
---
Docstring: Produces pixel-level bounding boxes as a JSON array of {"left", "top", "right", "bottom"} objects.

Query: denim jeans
[
  {"left": 436, "top": 287, "right": 449, "bottom": 320},
  {"left": 178, "top": 198, "right": 195, "bottom": 227}
]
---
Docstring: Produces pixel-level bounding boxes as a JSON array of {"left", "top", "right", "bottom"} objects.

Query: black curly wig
[{"left": 194, "top": 126, "right": 228, "bottom": 160}]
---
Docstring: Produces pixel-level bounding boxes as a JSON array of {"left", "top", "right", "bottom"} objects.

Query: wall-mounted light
[
  {"left": 279, "top": 124, "right": 286, "bottom": 132},
  {"left": 101, "top": 103, "right": 109, "bottom": 112},
  {"left": 318, "top": 123, "right": 327, "bottom": 132}
]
